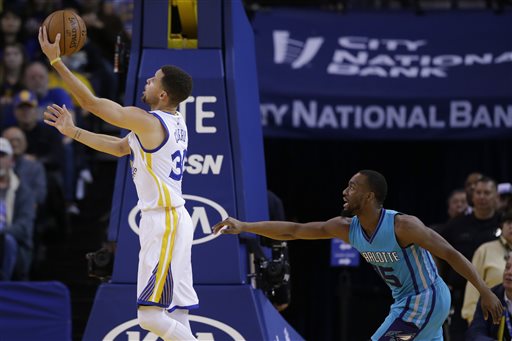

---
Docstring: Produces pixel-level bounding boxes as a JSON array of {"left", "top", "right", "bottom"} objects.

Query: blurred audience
[
  {"left": 23, "top": 61, "right": 78, "bottom": 208},
  {"left": 2, "top": 126, "right": 46, "bottom": 207},
  {"left": 498, "top": 182, "right": 512, "bottom": 214},
  {"left": 462, "top": 211, "right": 512, "bottom": 324},
  {"left": 431, "top": 188, "right": 468, "bottom": 232},
  {"left": 0, "top": 42, "right": 28, "bottom": 128},
  {"left": 12, "top": 89, "right": 69, "bottom": 235},
  {"left": 464, "top": 172, "right": 483, "bottom": 215},
  {"left": 0, "top": 7, "right": 38, "bottom": 61},
  {"left": 23, "top": 61, "right": 75, "bottom": 119},
  {"left": 441, "top": 175, "right": 501, "bottom": 341},
  {"left": 0, "top": 137, "right": 36, "bottom": 280},
  {"left": 466, "top": 251, "right": 512, "bottom": 341}
]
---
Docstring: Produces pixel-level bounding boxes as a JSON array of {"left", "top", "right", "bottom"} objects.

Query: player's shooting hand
[
  {"left": 44, "top": 104, "right": 75, "bottom": 137},
  {"left": 38, "top": 26, "right": 61, "bottom": 61},
  {"left": 480, "top": 289, "right": 505, "bottom": 324},
  {"left": 212, "top": 217, "right": 245, "bottom": 235}
]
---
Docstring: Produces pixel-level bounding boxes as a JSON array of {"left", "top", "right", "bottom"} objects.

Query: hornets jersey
[
  {"left": 128, "top": 110, "right": 188, "bottom": 210},
  {"left": 349, "top": 209, "right": 439, "bottom": 300}
]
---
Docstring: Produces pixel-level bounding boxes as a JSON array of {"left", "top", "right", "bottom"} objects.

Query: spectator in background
[
  {"left": 77, "top": 0, "right": 130, "bottom": 102},
  {"left": 0, "top": 43, "right": 28, "bottom": 106},
  {"left": 0, "top": 137, "right": 36, "bottom": 280},
  {"left": 3, "top": 126, "right": 49, "bottom": 272},
  {"left": 448, "top": 188, "right": 469, "bottom": 220},
  {"left": 432, "top": 188, "right": 468, "bottom": 232},
  {"left": 78, "top": 0, "right": 126, "bottom": 65},
  {"left": 23, "top": 61, "right": 75, "bottom": 119},
  {"left": 497, "top": 182, "right": 512, "bottom": 214},
  {"left": 466, "top": 252, "right": 512, "bottom": 341},
  {"left": 2, "top": 126, "right": 46, "bottom": 207},
  {"left": 12, "top": 90, "right": 68, "bottom": 234},
  {"left": 462, "top": 211, "right": 512, "bottom": 324},
  {"left": 22, "top": 0, "right": 58, "bottom": 39},
  {"left": 23, "top": 61, "right": 78, "bottom": 210},
  {"left": 0, "top": 7, "right": 38, "bottom": 61},
  {"left": 0, "top": 43, "right": 28, "bottom": 129},
  {"left": 441, "top": 176, "right": 501, "bottom": 341},
  {"left": 464, "top": 172, "right": 483, "bottom": 215},
  {"left": 12, "top": 90, "right": 65, "bottom": 172}
]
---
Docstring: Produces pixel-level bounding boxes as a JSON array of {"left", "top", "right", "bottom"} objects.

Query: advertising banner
[{"left": 253, "top": 9, "right": 512, "bottom": 139}]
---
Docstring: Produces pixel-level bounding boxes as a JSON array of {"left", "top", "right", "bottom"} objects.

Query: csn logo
[
  {"left": 128, "top": 195, "right": 228, "bottom": 245},
  {"left": 103, "top": 315, "right": 245, "bottom": 340},
  {"left": 184, "top": 154, "right": 224, "bottom": 175}
]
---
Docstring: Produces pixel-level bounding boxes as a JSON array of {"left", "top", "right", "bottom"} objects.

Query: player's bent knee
[{"left": 137, "top": 306, "right": 167, "bottom": 332}]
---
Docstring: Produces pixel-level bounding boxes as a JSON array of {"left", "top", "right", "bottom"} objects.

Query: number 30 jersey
[
  {"left": 128, "top": 110, "right": 188, "bottom": 211},
  {"left": 349, "top": 209, "right": 440, "bottom": 300}
]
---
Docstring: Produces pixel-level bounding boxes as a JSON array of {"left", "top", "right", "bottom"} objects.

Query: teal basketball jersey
[{"left": 349, "top": 209, "right": 439, "bottom": 300}]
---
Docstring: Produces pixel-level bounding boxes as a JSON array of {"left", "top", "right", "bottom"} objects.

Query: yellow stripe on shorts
[
  {"left": 144, "top": 151, "right": 164, "bottom": 207},
  {"left": 148, "top": 161, "right": 178, "bottom": 303}
]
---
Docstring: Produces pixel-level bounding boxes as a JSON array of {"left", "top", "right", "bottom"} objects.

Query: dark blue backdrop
[{"left": 253, "top": 9, "right": 512, "bottom": 139}]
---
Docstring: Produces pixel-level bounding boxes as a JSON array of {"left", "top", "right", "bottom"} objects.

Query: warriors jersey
[
  {"left": 128, "top": 110, "right": 188, "bottom": 210},
  {"left": 349, "top": 209, "right": 440, "bottom": 300}
]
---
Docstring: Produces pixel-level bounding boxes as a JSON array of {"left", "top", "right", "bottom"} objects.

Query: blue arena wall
[{"left": 84, "top": 1, "right": 302, "bottom": 339}]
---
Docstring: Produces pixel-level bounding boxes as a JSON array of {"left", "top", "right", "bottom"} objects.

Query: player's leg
[
  {"left": 414, "top": 279, "right": 451, "bottom": 341},
  {"left": 138, "top": 305, "right": 197, "bottom": 340},
  {"left": 166, "top": 308, "right": 192, "bottom": 332},
  {"left": 136, "top": 209, "right": 197, "bottom": 340},
  {"left": 371, "top": 312, "right": 420, "bottom": 341},
  {"left": 374, "top": 279, "right": 451, "bottom": 340},
  {"left": 167, "top": 206, "right": 199, "bottom": 311}
]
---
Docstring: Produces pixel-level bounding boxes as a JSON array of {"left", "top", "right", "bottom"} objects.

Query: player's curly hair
[
  {"left": 359, "top": 169, "right": 388, "bottom": 205},
  {"left": 161, "top": 65, "right": 193, "bottom": 107}
]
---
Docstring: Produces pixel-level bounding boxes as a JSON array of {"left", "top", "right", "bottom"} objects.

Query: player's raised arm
[
  {"left": 38, "top": 26, "right": 158, "bottom": 136},
  {"left": 213, "top": 216, "right": 351, "bottom": 242},
  {"left": 394, "top": 214, "right": 504, "bottom": 325},
  {"left": 44, "top": 104, "right": 130, "bottom": 157}
]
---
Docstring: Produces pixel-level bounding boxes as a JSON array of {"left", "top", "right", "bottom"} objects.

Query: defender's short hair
[{"left": 359, "top": 170, "right": 388, "bottom": 205}]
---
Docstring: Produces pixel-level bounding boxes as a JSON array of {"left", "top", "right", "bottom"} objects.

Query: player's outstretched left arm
[
  {"left": 38, "top": 27, "right": 158, "bottom": 136},
  {"left": 212, "top": 216, "right": 351, "bottom": 242},
  {"left": 395, "top": 215, "right": 504, "bottom": 325}
]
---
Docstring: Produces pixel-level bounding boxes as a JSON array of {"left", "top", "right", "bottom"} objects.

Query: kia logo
[
  {"left": 103, "top": 315, "right": 245, "bottom": 340},
  {"left": 128, "top": 195, "right": 228, "bottom": 245}
]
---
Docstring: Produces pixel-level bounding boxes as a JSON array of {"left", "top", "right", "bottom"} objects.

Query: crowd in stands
[
  {"left": 0, "top": 1, "right": 511, "bottom": 341},
  {"left": 432, "top": 173, "right": 512, "bottom": 340},
  {"left": 0, "top": 0, "right": 131, "bottom": 281}
]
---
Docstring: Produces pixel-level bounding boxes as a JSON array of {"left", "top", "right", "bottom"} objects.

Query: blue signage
[
  {"left": 83, "top": 284, "right": 303, "bottom": 341},
  {"left": 253, "top": 9, "right": 512, "bottom": 139},
  {"left": 330, "top": 239, "right": 360, "bottom": 267}
]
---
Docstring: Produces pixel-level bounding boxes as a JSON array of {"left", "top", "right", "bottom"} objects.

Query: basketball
[{"left": 42, "top": 10, "right": 87, "bottom": 56}]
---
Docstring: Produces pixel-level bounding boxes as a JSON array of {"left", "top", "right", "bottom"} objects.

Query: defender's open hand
[{"left": 212, "top": 217, "right": 245, "bottom": 235}]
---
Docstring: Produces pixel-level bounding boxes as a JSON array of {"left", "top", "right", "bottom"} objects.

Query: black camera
[
  {"left": 250, "top": 238, "right": 291, "bottom": 306},
  {"left": 255, "top": 242, "right": 290, "bottom": 291},
  {"left": 86, "top": 247, "right": 114, "bottom": 282}
]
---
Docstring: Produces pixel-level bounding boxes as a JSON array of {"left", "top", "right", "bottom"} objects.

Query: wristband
[{"left": 50, "top": 57, "right": 61, "bottom": 66}]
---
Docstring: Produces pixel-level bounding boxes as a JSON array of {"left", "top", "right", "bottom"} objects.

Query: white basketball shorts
[{"left": 136, "top": 205, "right": 199, "bottom": 312}]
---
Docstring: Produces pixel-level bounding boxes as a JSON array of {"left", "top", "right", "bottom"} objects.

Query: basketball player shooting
[
  {"left": 38, "top": 26, "right": 199, "bottom": 340},
  {"left": 213, "top": 170, "right": 504, "bottom": 340}
]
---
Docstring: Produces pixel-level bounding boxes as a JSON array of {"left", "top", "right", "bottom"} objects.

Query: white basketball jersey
[{"left": 127, "top": 110, "right": 188, "bottom": 210}]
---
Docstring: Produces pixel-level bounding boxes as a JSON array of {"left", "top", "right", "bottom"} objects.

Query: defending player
[
  {"left": 39, "top": 27, "right": 198, "bottom": 340},
  {"left": 213, "top": 170, "right": 504, "bottom": 340}
]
